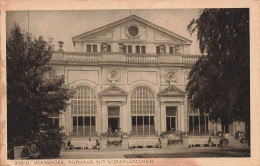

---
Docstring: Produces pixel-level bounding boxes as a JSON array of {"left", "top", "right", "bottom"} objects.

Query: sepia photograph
[
  {"left": 1, "top": 1, "right": 259, "bottom": 165},
  {"left": 5, "top": 8, "right": 251, "bottom": 160}
]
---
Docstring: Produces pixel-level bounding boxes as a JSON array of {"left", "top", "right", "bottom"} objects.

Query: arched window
[
  {"left": 131, "top": 86, "right": 155, "bottom": 135},
  {"left": 71, "top": 86, "right": 97, "bottom": 136}
]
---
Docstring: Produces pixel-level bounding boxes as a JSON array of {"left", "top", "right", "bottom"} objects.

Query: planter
[
  {"left": 220, "top": 138, "right": 229, "bottom": 148},
  {"left": 100, "top": 137, "right": 128, "bottom": 150}
]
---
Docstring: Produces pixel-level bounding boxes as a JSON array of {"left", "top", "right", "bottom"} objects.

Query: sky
[{"left": 6, "top": 9, "right": 201, "bottom": 55}]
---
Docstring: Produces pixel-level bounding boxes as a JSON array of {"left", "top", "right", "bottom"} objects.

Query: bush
[
  {"left": 160, "top": 131, "right": 169, "bottom": 138},
  {"left": 160, "top": 131, "right": 186, "bottom": 138},
  {"left": 100, "top": 131, "right": 128, "bottom": 138},
  {"left": 167, "top": 139, "right": 182, "bottom": 145},
  {"left": 240, "top": 138, "right": 248, "bottom": 144},
  {"left": 220, "top": 138, "right": 229, "bottom": 148},
  {"left": 35, "top": 128, "right": 66, "bottom": 158},
  {"left": 216, "top": 131, "right": 223, "bottom": 137},
  {"left": 235, "top": 131, "right": 245, "bottom": 140}
]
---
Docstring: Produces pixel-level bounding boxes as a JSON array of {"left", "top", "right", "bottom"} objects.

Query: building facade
[{"left": 51, "top": 15, "right": 245, "bottom": 137}]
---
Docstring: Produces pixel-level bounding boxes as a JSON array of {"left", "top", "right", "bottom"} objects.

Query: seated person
[
  {"left": 30, "top": 144, "right": 41, "bottom": 159},
  {"left": 67, "top": 140, "right": 74, "bottom": 150},
  {"left": 208, "top": 137, "right": 213, "bottom": 147},
  {"left": 88, "top": 138, "right": 93, "bottom": 149},
  {"left": 21, "top": 142, "right": 41, "bottom": 159},
  {"left": 94, "top": 139, "right": 100, "bottom": 149},
  {"left": 157, "top": 138, "right": 162, "bottom": 148}
]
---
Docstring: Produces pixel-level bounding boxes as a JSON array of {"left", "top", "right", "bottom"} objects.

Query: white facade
[{"left": 51, "top": 15, "right": 244, "bottom": 137}]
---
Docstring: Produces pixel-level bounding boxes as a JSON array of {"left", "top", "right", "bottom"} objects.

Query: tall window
[
  {"left": 141, "top": 46, "right": 146, "bottom": 54},
  {"left": 87, "top": 45, "right": 91, "bottom": 52},
  {"left": 136, "top": 46, "right": 140, "bottom": 53},
  {"left": 123, "top": 45, "right": 127, "bottom": 53},
  {"left": 93, "top": 45, "right": 97, "bottom": 52},
  {"left": 169, "top": 46, "right": 174, "bottom": 54},
  {"left": 131, "top": 86, "right": 155, "bottom": 135},
  {"left": 187, "top": 101, "right": 209, "bottom": 135},
  {"left": 107, "top": 45, "right": 111, "bottom": 52},
  {"left": 156, "top": 46, "right": 160, "bottom": 54},
  {"left": 166, "top": 106, "right": 177, "bottom": 131},
  {"left": 86, "top": 44, "right": 97, "bottom": 53},
  {"left": 128, "top": 45, "right": 132, "bottom": 53},
  {"left": 71, "top": 86, "right": 97, "bottom": 136},
  {"left": 135, "top": 45, "right": 146, "bottom": 54}
]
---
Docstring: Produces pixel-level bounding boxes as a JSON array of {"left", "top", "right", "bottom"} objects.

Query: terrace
[{"left": 51, "top": 51, "right": 201, "bottom": 66}]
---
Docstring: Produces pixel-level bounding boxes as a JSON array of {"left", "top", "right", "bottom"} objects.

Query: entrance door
[
  {"left": 108, "top": 118, "right": 119, "bottom": 131},
  {"left": 166, "top": 117, "right": 176, "bottom": 131},
  {"left": 108, "top": 106, "right": 120, "bottom": 132},
  {"left": 166, "top": 106, "right": 177, "bottom": 132}
]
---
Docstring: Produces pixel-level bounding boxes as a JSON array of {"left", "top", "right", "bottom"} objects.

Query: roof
[
  {"left": 158, "top": 85, "right": 185, "bottom": 97},
  {"left": 72, "top": 14, "right": 192, "bottom": 44}
]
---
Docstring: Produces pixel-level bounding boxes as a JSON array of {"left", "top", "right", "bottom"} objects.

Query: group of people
[{"left": 67, "top": 138, "right": 100, "bottom": 150}]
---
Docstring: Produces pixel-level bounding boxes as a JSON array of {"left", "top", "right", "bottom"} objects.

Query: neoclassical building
[{"left": 51, "top": 15, "right": 244, "bottom": 137}]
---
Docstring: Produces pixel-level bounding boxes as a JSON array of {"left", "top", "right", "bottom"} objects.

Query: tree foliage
[
  {"left": 7, "top": 24, "right": 73, "bottom": 158},
  {"left": 186, "top": 9, "right": 249, "bottom": 128}
]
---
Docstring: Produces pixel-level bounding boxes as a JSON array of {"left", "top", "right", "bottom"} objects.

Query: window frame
[
  {"left": 87, "top": 44, "right": 91, "bottom": 52},
  {"left": 130, "top": 86, "right": 156, "bottom": 135},
  {"left": 156, "top": 46, "right": 160, "bottom": 54},
  {"left": 71, "top": 86, "right": 97, "bottom": 137}
]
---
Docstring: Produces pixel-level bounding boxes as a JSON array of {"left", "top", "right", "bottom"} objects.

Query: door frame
[{"left": 107, "top": 106, "right": 120, "bottom": 131}]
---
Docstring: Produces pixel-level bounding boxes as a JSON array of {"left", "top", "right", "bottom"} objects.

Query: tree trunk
[{"left": 245, "top": 121, "right": 250, "bottom": 147}]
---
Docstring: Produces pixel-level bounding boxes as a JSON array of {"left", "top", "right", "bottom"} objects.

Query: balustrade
[
  {"left": 51, "top": 51, "right": 201, "bottom": 65},
  {"left": 182, "top": 56, "right": 200, "bottom": 64},
  {"left": 101, "top": 53, "right": 126, "bottom": 62},
  {"left": 126, "top": 55, "right": 158, "bottom": 63},
  {"left": 159, "top": 55, "right": 182, "bottom": 63}
]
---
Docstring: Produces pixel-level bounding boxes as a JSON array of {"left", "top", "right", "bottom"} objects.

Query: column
[
  {"left": 96, "top": 100, "right": 102, "bottom": 135},
  {"left": 177, "top": 105, "right": 181, "bottom": 131},
  {"left": 64, "top": 107, "right": 71, "bottom": 136},
  {"left": 160, "top": 103, "right": 166, "bottom": 132},
  {"left": 120, "top": 105, "right": 123, "bottom": 131},
  {"left": 101, "top": 103, "right": 107, "bottom": 133},
  {"left": 97, "top": 43, "right": 101, "bottom": 52},
  {"left": 180, "top": 103, "right": 185, "bottom": 132}
]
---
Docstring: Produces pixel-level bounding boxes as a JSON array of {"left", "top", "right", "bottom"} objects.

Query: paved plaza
[{"left": 59, "top": 146, "right": 250, "bottom": 159}]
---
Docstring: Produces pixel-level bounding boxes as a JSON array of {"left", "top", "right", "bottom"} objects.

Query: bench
[
  {"left": 128, "top": 140, "right": 161, "bottom": 149},
  {"left": 188, "top": 138, "right": 220, "bottom": 147},
  {"left": 65, "top": 140, "right": 98, "bottom": 150},
  {"left": 14, "top": 145, "right": 41, "bottom": 159}
]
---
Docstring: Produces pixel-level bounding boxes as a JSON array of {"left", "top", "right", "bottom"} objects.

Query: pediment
[
  {"left": 158, "top": 85, "right": 185, "bottom": 97},
  {"left": 72, "top": 15, "right": 192, "bottom": 44},
  {"left": 100, "top": 84, "right": 128, "bottom": 96},
  {"left": 82, "top": 31, "right": 113, "bottom": 40},
  {"left": 155, "top": 32, "right": 177, "bottom": 41}
]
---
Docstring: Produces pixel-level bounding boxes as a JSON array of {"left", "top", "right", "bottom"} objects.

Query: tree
[
  {"left": 7, "top": 24, "right": 73, "bottom": 158},
  {"left": 186, "top": 9, "right": 250, "bottom": 144}
]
